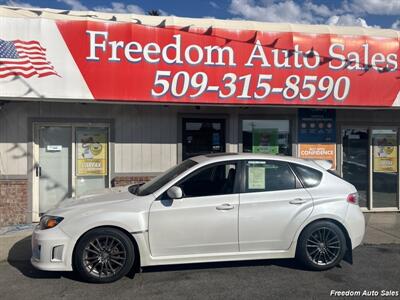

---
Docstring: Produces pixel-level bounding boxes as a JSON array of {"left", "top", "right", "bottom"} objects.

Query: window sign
[
  {"left": 252, "top": 128, "right": 279, "bottom": 154},
  {"left": 76, "top": 129, "right": 108, "bottom": 176},
  {"left": 242, "top": 120, "right": 291, "bottom": 156},
  {"left": 248, "top": 166, "right": 266, "bottom": 190},
  {"left": 46, "top": 145, "right": 62, "bottom": 152},
  {"left": 298, "top": 144, "right": 336, "bottom": 170},
  {"left": 373, "top": 132, "right": 398, "bottom": 173},
  {"left": 298, "top": 109, "right": 336, "bottom": 143}
]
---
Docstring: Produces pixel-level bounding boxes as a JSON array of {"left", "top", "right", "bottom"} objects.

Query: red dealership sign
[{"left": 1, "top": 13, "right": 399, "bottom": 107}]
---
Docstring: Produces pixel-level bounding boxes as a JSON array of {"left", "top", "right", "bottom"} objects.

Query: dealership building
[{"left": 0, "top": 6, "right": 399, "bottom": 226}]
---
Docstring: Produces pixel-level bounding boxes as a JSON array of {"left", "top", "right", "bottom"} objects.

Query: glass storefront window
[
  {"left": 242, "top": 120, "right": 291, "bottom": 156},
  {"left": 75, "top": 127, "right": 109, "bottom": 196},
  {"left": 182, "top": 118, "right": 225, "bottom": 160},
  {"left": 372, "top": 129, "right": 398, "bottom": 208},
  {"left": 342, "top": 128, "right": 369, "bottom": 208}
]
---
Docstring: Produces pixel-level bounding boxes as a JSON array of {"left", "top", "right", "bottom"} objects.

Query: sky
[{"left": 1, "top": 0, "right": 399, "bottom": 30}]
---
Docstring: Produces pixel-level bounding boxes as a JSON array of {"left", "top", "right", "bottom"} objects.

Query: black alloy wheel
[
  {"left": 74, "top": 227, "right": 135, "bottom": 283},
  {"left": 296, "top": 221, "right": 347, "bottom": 271}
]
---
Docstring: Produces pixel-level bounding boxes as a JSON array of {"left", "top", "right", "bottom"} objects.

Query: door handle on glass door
[
  {"left": 35, "top": 165, "right": 42, "bottom": 177},
  {"left": 289, "top": 198, "right": 307, "bottom": 205},
  {"left": 216, "top": 203, "right": 234, "bottom": 210}
]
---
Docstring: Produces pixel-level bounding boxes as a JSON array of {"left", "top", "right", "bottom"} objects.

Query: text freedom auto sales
[
  {"left": 85, "top": 31, "right": 398, "bottom": 101},
  {"left": 330, "top": 290, "right": 399, "bottom": 297}
]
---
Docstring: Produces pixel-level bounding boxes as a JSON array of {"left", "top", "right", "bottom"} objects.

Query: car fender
[
  {"left": 289, "top": 211, "right": 352, "bottom": 257},
  {"left": 60, "top": 210, "right": 149, "bottom": 269}
]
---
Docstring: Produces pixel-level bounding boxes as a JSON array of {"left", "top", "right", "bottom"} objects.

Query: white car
[{"left": 32, "top": 153, "right": 365, "bottom": 283}]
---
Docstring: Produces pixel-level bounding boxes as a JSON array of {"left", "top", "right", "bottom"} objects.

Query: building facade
[{"left": 0, "top": 6, "right": 399, "bottom": 226}]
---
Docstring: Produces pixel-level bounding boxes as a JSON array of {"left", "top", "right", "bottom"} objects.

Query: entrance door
[
  {"left": 342, "top": 128, "right": 369, "bottom": 208},
  {"left": 33, "top": 123, "right": 110, "bottom": 218},
  {"left": 342, "top": 127, "right": 399, "bottom": 210},
  {"left": 37, "top": 126, "right": 72, "bottom": 214},
  {"left": 182, "top": 118, "right": 225, "bottom": 160}
]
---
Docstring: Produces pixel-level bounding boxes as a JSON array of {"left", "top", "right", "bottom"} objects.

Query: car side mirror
[{"left": 167, "top": 186, "right": 183, "bottom": 199}]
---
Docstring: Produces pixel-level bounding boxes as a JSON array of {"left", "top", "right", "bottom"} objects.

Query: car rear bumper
[
  {"left": 31, "top": 225, "right": 74, "bottom": 271},
  {"left": 345, "top": 204, "right": 365, "bottom": 249}
]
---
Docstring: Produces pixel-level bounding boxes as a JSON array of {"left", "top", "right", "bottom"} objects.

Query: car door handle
[
  {"left": 289, "top": 198, "right": 307, "bottom": 205},
  {"left": 216, "top": 203, "right": 234, "bottom": 210}
]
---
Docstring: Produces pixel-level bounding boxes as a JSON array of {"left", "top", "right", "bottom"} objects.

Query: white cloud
[
  {"left": 229, "top": 0, "right": 316, "bottom": 23},
  {"left": 5, "top": 0, "right": 37, "bottom": 8},
  {"left": 326, "top": 14, "right": 373, "bottom": 28},
  {"left": 209, "top": 1, "right": 219, "bottom": 9},
  {"left": 349, "top": 0, "right": 400, "bottom": 15},
  {"left": 57, "top": 0, "right": 88, "bottom": 10},
  {"left": 303, "top": 1, "right": 333, "bottom": 18},
  {"left": 392, "top": 20, "right": 400, "bottom": 30},
  {"left": 228, "top": 0, "right": 393, "bottom": 28},
  {"left": 157, "top": 9, "right": 169, "bottom": 16},
  {"left": 93, "top": 2, "right": 145, "bottom": 14}
]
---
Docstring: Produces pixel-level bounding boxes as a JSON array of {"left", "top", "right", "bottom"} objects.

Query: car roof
[{"left": 189, "top": 153, "right": 325, "bottom": 171}]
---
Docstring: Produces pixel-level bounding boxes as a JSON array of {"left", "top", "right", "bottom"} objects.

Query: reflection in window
[
  {"left": 242, "top": 120, "right": 291, "bottom": 156},
  {"left": 342, "top": 129, "right": 368, "bottom": 207}
]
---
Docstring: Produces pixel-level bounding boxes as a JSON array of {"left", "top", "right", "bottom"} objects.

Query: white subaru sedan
[{"left": 32, "top": 153, "right": 365, "bottom": 283}]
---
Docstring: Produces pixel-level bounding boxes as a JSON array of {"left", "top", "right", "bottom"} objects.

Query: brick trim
[
  {"left": 111, "top": 176, "right": 155, "bottom": 187},
  {"left": 0, "top": 179, "right": 28, "bottom": 226}
]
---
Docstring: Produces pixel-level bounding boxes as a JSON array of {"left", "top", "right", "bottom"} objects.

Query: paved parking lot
[{"left": 0, "top": 244, "right": 399, "bottom": 300}]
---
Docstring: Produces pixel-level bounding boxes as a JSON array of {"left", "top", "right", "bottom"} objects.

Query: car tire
[
  {"left": 73, "top": 227, "right": 135, "bottom": 283},
  {"left": 296, "top": 221, "right": 347, "bottom": 271}
]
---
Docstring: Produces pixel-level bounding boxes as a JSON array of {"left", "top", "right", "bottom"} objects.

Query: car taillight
[{"left": 347, "top": 192, "right": 359, "bottom": 205}]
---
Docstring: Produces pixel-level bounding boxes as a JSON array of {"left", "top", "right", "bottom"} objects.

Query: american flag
[{"left": 0, "top": 39, "right": 58, "bottom": 78}]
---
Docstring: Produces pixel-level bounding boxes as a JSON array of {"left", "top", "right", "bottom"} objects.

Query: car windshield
[{"left": 132, "top": 159, "right": 198, "bottom": 196}]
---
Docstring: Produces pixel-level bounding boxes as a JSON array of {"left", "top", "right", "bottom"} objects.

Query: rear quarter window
[{"left": 291, "top": 163, "right": 322, "bottom": 188}]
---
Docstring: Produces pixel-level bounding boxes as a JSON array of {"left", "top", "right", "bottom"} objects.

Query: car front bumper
[{"left": 31, "top": 225, "right": 74, "bottom": 271}]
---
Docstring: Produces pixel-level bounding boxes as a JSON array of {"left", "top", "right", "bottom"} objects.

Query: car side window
[
  {"left": 178, "top": 162, "right": 238, "bottom": 197},
  {"left": 291, "top": 163, "right": 322, "bottom": 188},
  {"left": 245, "top": 160, "right": 297, "bottom": 193}
]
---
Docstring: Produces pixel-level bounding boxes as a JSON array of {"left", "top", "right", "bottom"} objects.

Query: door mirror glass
[{"left": 167, "top": 186, "right": 183, "bottom": 199}]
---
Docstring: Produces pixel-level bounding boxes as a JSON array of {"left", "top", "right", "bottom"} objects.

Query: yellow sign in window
[{"left": 76, "top": 129, "right": 108, "bottom": 176}]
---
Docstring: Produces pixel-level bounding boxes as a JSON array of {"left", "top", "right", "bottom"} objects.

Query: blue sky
[{"left": 2, "top": 0, "right": 400, "bottom": 30}]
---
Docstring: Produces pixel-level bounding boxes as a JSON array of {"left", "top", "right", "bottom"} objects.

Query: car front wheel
[
  {"left": 73, "top": 227, "right": 135, "bottom": 283},
  {"left": 296, "top": 221, "right": 347, "bottom": 271}
]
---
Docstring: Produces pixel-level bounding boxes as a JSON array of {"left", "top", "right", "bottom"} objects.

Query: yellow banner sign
[
  {"left": 373, "top": 134, "right": 397, "bottom": 173},
  {"left": 76, "top": 129, "right": 108, "bottom": 176}
]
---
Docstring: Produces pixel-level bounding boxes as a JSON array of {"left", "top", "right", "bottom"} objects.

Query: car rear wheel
[
  {"left": 74, "top": 227, "right": 135, "bottom": 283},
  {"left": 296, "top": 221, "right": 347, "bottom": 271}
]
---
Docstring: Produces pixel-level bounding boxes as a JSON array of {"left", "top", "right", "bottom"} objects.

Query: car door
[
  {"left": 239, "top": 160, "right": 314, "bottom": 252},
  {"left": 149, "top": 161, "right": 240, "bottom": 257}
]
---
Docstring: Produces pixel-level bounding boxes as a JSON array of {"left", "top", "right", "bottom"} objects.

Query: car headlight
[{"left": 39, "top": 215, "right": 64, "bottom": 230}]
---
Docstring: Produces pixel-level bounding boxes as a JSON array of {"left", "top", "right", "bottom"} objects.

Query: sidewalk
[
  {"left": 0, "top": 213, "right": 399, "bottom": 262},
  {"left": 363, "top": 212, "right": 400, "bottom": 244}
]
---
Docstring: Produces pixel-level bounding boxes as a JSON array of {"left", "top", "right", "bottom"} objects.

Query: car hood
[{"left": 47, "top": 185, "right": 139, "bottom": 215}]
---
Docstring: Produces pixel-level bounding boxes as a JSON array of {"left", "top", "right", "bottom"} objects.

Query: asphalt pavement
[{"left": 0, "top": 244, "right": 399, "bottom": 300}]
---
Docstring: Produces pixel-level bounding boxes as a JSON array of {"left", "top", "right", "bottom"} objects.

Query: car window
[
  {"left": 291, "top": 163, "right": 322, "bottom": 188},
  {"left": 245, "top": 160, "right": 296, "bottom": 193},
  {"left": 178, "top": 162, "right": 238, "bottom": 197},
  {"left": 136, "top": 159, "right": 197, "bottom": 196}
]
